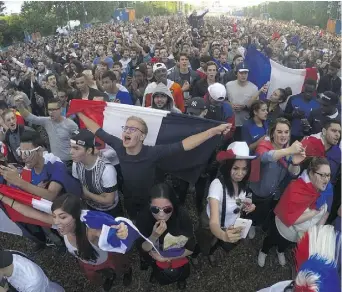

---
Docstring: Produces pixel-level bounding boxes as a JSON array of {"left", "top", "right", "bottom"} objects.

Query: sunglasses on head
[
  {"left": 150, "top": 206, "right": 173, "bottom": 215},
  {"left": 16, "top": 146, "right": 41, "bottom": 157}
]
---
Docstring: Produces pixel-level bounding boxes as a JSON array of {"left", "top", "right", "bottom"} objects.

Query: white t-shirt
[
  {"left": 206, "top": 178, "right": 246, "bottom": 229},
  {"left": 275, "top": 204, "right": 327, "bottom": 242},
  {"left": 7, "top": 254, "right": 63, "bottom": 292},
  {"left": 226, "top": 80, "right": 259, "bottom": 126},
  {"left": 72, "top": 157, "right": 119, "bottom": 210}
]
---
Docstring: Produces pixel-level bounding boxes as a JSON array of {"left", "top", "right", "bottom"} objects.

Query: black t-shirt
[
  {"left": 136, "top": 206, "right": 196, "bottom": 252},
  {"left": 95, "top": 129, "right": 184, "bottom": 204},
  {"left": 179, "top": 72, "right": 191, "bottom": 84}
]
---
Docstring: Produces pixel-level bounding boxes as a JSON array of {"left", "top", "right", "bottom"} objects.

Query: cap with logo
[
  {"left": 236, "top": 62, "right": 249, "bottom": 73},
  {"left": 318, "top": 91, "right": 339, "bottom": 106},
  {"left": 187, "top": 97, "right": 207, "bottom": 114},
  {"left": 153, "top": 63, "right": 167, "bottom": 73},
  {"left": 208, "top": 83, "right": 226, "bottom": 102},
  {"left": 71, "top": 129, "right": 96, "bottom": 148}
]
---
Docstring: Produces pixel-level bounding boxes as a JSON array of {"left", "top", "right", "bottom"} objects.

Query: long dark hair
[
  {"left": 249, "top": 100, "right": 266, "bottom": 119},
  {"left": 149, "top": 183, "right": 180, "bottom": 216},
  {"left": 218, "top": 159, "right": 251, "bottom": 197},
  {"left": 51, "top": 193, "right": 98, "bottom": 262}
]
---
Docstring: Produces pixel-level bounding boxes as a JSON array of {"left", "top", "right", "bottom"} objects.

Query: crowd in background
[{"left": 0, "top": 13, "right": 340, "bottom": 292}]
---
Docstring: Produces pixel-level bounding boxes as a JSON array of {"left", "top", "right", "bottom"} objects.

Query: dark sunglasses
[{"left": 150, "top": 206, "right": 173, "bottom": 215}]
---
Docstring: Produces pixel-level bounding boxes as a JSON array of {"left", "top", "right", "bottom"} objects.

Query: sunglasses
[
  {"left": 16, "top": 146, "right": 41, "bottom": 157},
  {"left": 150, "top": 206, "right": 173, "bottom": 215},
  {"left": 121, "top": 126, "right": 144, "bottom": 134}
]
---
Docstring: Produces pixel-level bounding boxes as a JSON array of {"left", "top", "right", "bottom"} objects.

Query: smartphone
[{"left": 234, "top": 218, "right": 252, "bottom": 239}]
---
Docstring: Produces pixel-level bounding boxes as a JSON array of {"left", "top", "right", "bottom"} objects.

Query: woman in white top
[
  {"left": 0, "top": 193, "right": 131, "bottom": 292},
  {"left": 194, "top": 142, "right": 256, "bottom": 266}
]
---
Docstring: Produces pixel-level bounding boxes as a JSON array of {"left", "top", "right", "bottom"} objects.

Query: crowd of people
[{"left": 0, "top": 12, "right": 340, "bottom": 292}]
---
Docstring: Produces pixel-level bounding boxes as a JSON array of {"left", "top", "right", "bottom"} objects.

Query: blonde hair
[{"left": 127, "top": 116, "right": 148, "bottom": 134}]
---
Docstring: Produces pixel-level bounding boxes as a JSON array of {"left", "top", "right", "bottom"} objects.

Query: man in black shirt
[
  {"left": 77, "top": 112, "right": 231, "bottom": 219},
  {"left": 74, "top": 73, "right": 108, "bottom": 101},
  {"left": 317, "top": 61, "right": 341, "bottom": 96},
  {"left": 308, "top": 91, "right": 341, "bottom": 134}
]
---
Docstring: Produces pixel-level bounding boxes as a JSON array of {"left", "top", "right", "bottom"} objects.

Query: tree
[{"left": 0, "top": 1, "right": 5, "bottom": 16}]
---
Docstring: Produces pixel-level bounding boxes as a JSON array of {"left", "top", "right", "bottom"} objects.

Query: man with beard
[
  {"left": 284, "top": 78, "right": 321, "bottom": 142},
  {"left": 45, "top": 73, "right": 58, "bottom": 98},
  {"left": 317, "top": 61, "right": 341, "bottom": 96},
  {"left": 74, "top": 74, "right": 108, "bottom": 101},
  {"left": 308, "top": 91, "right": 340, "bottom": 134},
  {"left": 36, "top": 61, "right": 51, "bottom": 85},
  {"left": 127, "top": 48, "right": 142, "bottom": 77},
  {"left": 143, "top": 63, "right": 185, "bottom": 112},
  {"left": 160, "top": 47, "right": 176, "bottom": 69},
  {"left": 150, "top": 83, "right": 181, "bottom": 113}
]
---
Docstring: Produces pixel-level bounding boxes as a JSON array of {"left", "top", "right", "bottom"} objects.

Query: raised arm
[
  {"left": 182, "top": 123, "right": 231, "bottom": 151},
  {"left": 77, "top": 113, "right": 101, "bottom": 134},
  {"left": 0, "top": 194, "right": 54, "bottom": 225}
]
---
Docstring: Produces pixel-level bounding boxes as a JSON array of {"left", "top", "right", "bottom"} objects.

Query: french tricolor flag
[
  {"left": 0, "top": 184, "right": 53, "bottom": 237},
  {"left": 67, "top": 99, "right": 222, "bottom": 184},
  {"left": 244, "top": 46, "right": 319, "bottom": 100}
]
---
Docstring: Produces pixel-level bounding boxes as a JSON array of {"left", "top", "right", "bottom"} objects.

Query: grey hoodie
[{"left": 151, "top": 83, "right": 182, "bottom": 113}]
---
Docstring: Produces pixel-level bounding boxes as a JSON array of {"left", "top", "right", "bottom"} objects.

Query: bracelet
[{"left": 11, "top": 200, "right": 14, "bottom": 208}]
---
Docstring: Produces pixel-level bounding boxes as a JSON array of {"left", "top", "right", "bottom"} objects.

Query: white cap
[
  {"left": 153, "top": 63, "right": 167, "bottom": 73},
  {"left": 227, "top": 142, "right": 256, "bottom": 159},
  {"left": 208, "top": 83, "right": 226, "bottom": 102}
]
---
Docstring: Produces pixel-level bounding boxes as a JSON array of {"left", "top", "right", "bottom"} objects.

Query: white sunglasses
[{"left": 16, "top": 146, "right": 41, "bottom": 157}]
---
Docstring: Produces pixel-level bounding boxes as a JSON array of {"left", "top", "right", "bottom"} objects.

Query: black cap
[
  {"left": 71, "top": 129, "right": 96, "bottom": 148},
  {"left": 0, "top": 250, "right": 13, "bottom": 268},
  {"left": 187, "top": 97, "right": 207, "bottom": 114},
  {"left": 318, "top": 91, "right": 339, "bottom": 106}
]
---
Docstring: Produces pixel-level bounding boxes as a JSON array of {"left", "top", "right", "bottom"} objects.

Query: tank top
[{"left": 64, "top": 234, "right": 108, "bottom": 265}]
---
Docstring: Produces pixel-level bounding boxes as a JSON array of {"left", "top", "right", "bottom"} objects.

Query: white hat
[
  {"left": 153, "top": 63, "right": 167, "bottom": 73},
  {"left": 216, "top": 141, "right": 256, "bottom": 162},
  {"left": 208, "top": 83, "right": 226, "bottom": 102}
]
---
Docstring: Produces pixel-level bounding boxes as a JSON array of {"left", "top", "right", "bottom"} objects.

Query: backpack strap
[{"left": 218, "top": 176, "right": 227, "bottom": 229}]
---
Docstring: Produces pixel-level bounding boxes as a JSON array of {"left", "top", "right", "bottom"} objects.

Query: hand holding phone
[{"left": 233, "top": 218, "right": 252, "bottom": 239}]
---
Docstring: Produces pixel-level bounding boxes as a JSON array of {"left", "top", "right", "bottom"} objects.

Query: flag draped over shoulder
[
  {"left": 244, "top": 46, "right": 318, "bottom": 100},
  {"left": 67, "top": 100, "right": 223, "bottom": 184}
]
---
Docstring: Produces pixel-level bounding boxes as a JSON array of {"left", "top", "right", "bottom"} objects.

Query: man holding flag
[{"left": 76, "top": 111, "right": 231, "bottom": 219}]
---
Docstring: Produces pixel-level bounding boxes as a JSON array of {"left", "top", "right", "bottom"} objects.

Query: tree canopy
[
  {"left": 243, "top": 1, "right": 339, "bottom": 28},
  {"left": 0, "top": 1, "right": 189, "bottom": 46}
]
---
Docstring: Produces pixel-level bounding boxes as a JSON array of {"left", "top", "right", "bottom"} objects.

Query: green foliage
[
  {"left": 0, "top": 1, "right": 188, "bottom": 46},
  {"left": 244, "top": 1, "right": 331, "bottom": 28}
]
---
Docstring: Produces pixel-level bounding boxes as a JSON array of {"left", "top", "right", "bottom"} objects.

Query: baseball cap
[
  {"left": 236, "top": 62, "right": 249, "bottom": 73},
  {"left": 153, "top": 63, "right": 167, "bottom": 73},
  {"left": 318, "top": 91, "right": 339, "bottom": 106},
  {"left": 71, "top": 129, "right": 96, "bottom": 148},
  {"left": 208, "top": 83, "right": 226, "bottom": 102},
  {"left": 187, "top": 97, "right": 207, "bottom": 115}
]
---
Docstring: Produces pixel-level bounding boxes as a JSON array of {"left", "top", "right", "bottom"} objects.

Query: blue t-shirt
[
  {"left": 241, "top": 119, "right": 268, "bottom": 146},
  {"left": 285, "top": 94, "right": 321, "bottom": 137},
  {"left": 106, "top": 85, "right": 133, "bottom": 105},
  {"left": 30, "top": 160, "right": 81, "bottom": 196}
]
